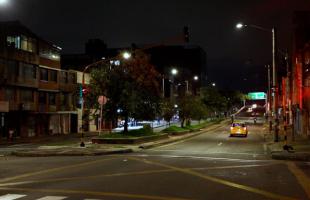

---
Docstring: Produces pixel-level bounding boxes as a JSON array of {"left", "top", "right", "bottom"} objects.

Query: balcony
[{"left": 5, "top": 47, "right": 39, "bottom": 65}]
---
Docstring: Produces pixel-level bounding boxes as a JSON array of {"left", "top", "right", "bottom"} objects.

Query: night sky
[{"left": 0, "top": 0, "right": 309, "bottom": 91}]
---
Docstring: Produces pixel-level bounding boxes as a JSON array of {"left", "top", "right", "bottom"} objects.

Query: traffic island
[
  {"left": 11, "top": 147, "right": 133, "bottom": 157},
  {"left": 92, "top": 133, "right": 168, "bottom": 144}
]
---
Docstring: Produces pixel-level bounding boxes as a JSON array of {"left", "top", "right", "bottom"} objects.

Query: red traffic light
[{"left": 82, "top": 86, "right": 90, "bottom": 95}]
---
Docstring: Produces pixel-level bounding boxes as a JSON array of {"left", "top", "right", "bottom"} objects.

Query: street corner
[{"left": 271, "top": 151, "right": 310, "bottom": 161}]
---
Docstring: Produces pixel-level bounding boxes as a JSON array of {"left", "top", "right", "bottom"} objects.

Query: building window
[
  {"left": 20, "top": 89, "right": 34, "bottom": 102},
  {"left": 40, "top": 68, "right": 48, "bottom": 81},
  {"left": 60, "top": 93, "right": 68, "bottom": 105},
  {"left": 7, "top": 60, "right": 18, "bottom": 77},
  {"left": 68, "top": 72, "right": 76, "bottom": 83},
  {"left": 21, "top": 63, "right": 36, "bottom": 79},
  {"left": 7, "top": 35, "right": 36, "bottom": 52},
  {"left": 48, "top": 93, "right": 56, "bottom": 105},
  {"left": 49, "top": 70, "right": 58, "bottom": 82},
  {"left": 38, "top": 92, "right": 46, "bottom": 104},
  {"left": 5, "top": 88, "right": 16, "bottom": 101},
  {"left": 60, "top": 71, "right": 68, "bottom": 83},
  {"left": 6, "top": 36, "right": 21, "bottom": 49}
]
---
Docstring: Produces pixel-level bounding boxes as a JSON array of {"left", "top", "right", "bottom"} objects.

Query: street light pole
[
  {"left": 236, "top": 23, "right": 279, "bottom": 142},
  {"left": 272, "top": 27, "right": 279, "bottom": 142}
]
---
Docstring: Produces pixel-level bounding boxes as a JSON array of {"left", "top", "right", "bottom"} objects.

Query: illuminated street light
[
  {"left": 193, "top": 75, "right": 199, "bottom": 81},
  {"left": 0, "top": 0, "right": 8, "bottom": 6},
  {"left": 122, "top": 51, "right": 131, "bottom": 60},
  {"left": 171, "top": 68, "right": 178, "bottom": 75},
  {"left": 212, "top": 82, "right": 216, "bottom": 87},
  {"left": 236, "top": 22, "right": 279, "bottom": 142},
  {"left": 236, "top": 23, "right": 246, "bottom": 29}
]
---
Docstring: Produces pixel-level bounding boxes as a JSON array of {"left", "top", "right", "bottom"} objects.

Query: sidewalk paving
[
  {"left": 4, "top": 120, "right": 228, "bottom": 157},
  {"left": 264, "top": 125, "right": 310, "bottom": 161}
]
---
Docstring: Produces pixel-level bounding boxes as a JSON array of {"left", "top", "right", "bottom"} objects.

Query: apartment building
[{"left": 0, "top": 21, "right": 77, "bottom": 138}]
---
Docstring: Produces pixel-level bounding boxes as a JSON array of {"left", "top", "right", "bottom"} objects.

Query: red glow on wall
[{"left": 296, "top": 61, "right": 303, "bottom": 109}]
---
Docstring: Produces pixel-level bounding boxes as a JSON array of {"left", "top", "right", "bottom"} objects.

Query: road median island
[
  {"left": 11, "top": 147, "right": 133, "bottom": 157},
  {"left": 10, "top": 119, "right": 228, "bottom": 157}
]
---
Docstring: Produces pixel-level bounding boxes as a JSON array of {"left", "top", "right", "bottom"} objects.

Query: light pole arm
[{"left": 248, "top": 24, "right": 271, "bottom": 32}]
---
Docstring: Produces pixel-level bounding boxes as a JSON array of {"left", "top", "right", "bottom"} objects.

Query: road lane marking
[
  {"left": 36, "top": 196, "right": 67, "bottom": 200},
  {"left": 287, "top": 162, "right": 310, "bottom": 199},
  {"left": 155, "top": 124, "right": 226, "bottom": 149},
  {"left": 134, "top": 154, "right": 273, "bottom": 162},
  {"left": 0, "top": 169, "right": 174, "bottom": 187},
  {"left": 0, "top": 157, "right": 116, "bottom": 183},
  {"left": 0, "top": 194, "right": 26, "bottom": 200},
  {"left": 129, "top": 157, "right": 297, "bottom": 200},
  {"left": 149, "top": 149, "right": 267, "bottom": 156},
  {"left": 0, "top": 187, "right": 192, "bottom": 200},
  {"left": 1, "top": 163, "right": 278, "bottom": 187}
]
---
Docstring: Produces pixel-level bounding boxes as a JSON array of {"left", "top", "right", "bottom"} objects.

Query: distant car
[{"left": 230, "top": 122, "right": 248, "bottom": 137}]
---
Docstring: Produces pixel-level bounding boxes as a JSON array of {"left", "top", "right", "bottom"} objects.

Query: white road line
[
  {"left": 36, "top": 196, "right": 67, "bottom": 200},
  {"left": 84, "top": 199, "right": 102, "bottom": 200},
  {"left": 0, "top": 194, "right": 26, "bottom": 200},
  {"left": 150, "top": 149, "right": 266, "bottom": 156},
  {"left": 135, "top": 154, "right": 272, "bottom": 162}
]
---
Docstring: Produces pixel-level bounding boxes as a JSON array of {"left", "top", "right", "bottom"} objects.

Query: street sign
[{"left": 248, "top": 92, "right": 266, "bottom": 100}]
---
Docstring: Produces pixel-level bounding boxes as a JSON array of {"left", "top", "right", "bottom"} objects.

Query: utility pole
[
  {"left": 267, "top": 64, "right": 272, "bottom": 132},
  {"left": 272, "top": 27, "right": 279, "bottom": 142}
]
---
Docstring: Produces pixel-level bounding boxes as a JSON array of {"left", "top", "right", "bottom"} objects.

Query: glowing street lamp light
[
  {"left": 171, "top": 68, "right": 178, "bottom": 75},
  {"left": 0, "top": 0, "right": 7, "bottom": 4},
  {"left": 0, "top": 0, "right": 8, "bottom": 6},
  {"left": 236, "top": 23, "right": 246, "bottom": 29},
  {"left": 193, "top": 75, "right": 199, "bottom": 81},
  {"left": 212, "top": 82, "right": 216, "bottom": 87},
  {"left": 122, "top": 51, "right": 131, "bottom": 60}
]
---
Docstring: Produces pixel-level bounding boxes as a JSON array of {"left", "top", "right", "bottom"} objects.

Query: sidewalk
[
  {"left": 264, "top": 125, "right": 310, "bottom": 161},
  {"left": 5, "top": 119, "right": 228, "bottom": 157}
]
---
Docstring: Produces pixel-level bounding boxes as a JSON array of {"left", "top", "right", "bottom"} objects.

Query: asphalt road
[{"left": 0, "top": 124, "right": 309, "bottom": 200}]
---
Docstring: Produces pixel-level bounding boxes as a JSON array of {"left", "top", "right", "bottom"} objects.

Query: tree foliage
[
  {"left": 160, "top": 99, "right": 175, "bottom": 125},
  {"left": 88, "top": 51, "right": 161, "bottom": 133}
]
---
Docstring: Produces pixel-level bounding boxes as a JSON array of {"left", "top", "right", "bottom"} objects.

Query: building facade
[
  {"left": 289, "top": 12, "right": 310, "bottom": 138},
  {"left": 0, "top": 21, "right": 77, "bottom": 139}
]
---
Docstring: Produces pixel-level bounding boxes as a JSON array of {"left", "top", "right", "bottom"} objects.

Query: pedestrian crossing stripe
[
  {"left": 36, "top": 196, "right": 67, "bottom": 200},
  {"left": 0, "top": 194, "right": 26, "bottom": 200}
]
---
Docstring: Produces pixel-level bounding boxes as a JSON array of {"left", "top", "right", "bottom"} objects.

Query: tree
[
  {"left": 178, "top": 95, "right": 194, "bottom": 127},
  {"left": 190, "top": 97, "right": 209, "bottom": 123},
  {"left": 88, "top": 50, "right": 161, "bottom": 133},
  {"left": 160, "top": 99, "right": 175, "bottom": 126},
  {"left": 200, "top": 86, "right": 227, "bottom": 117}
]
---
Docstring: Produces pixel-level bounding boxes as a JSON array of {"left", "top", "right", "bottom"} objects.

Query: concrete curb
[
  {"left": 11, "top": 148, "right": 133, "bottom": 157},
  {"left": 265, "top": 139, "right": 310, "bottom": 161},
  {"left": 271, "top": 152, "right": 310, "bottom": 161}
]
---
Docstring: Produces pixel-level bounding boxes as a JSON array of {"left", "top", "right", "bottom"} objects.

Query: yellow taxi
[{"left": 230, "top": 122, "right": 248, "bottom": 137}]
